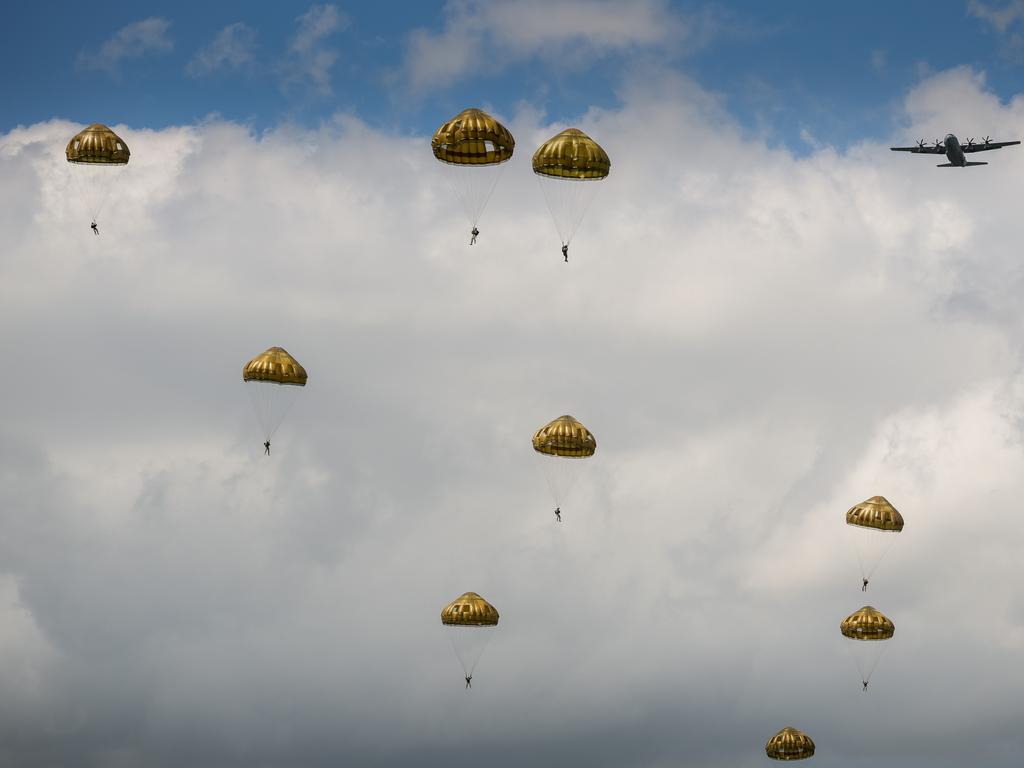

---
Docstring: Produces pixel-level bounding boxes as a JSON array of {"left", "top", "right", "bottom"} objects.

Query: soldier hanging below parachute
[
  {"left": 65, "top": 123, "right": 130, "bottom": 235},
  {"left": 532, "top": 128, "right": 610, "bottom": 263},
  {"left": 432, "top": 108, "right": 515, "bottom": 245},
  {"left": 840, "top": 605, "right": 895, "bottom": 691},
  {"left": 242, "top": 346, "right": 307, "bottom": 455},
  {"left": 532, "top": 415, "right": 596, "bottom": 522},
  {"left": 846, "top": 495, "right": 904, "bottom": 592},
  {"left": 441, "top": 592, "right": 499, "bottom": 689}
]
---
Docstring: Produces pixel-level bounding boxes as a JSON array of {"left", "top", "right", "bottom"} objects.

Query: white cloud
[
  {"left": 2, "top": 67, "right": 1024, "bottom": 764},
  {"left": 280, "top": 4, "right": 349, "bottom": 94},
  {"left": 969, "top": 0, "right": 1024, "bottom": 34},
  {"left": 402, "top": 0, "right": 707, "bottom": 91},
  {"left": 77, "top": 17, "right": 173, "bottom": 74},
  {"left": 969, "top": 0, "right": 1024, "bottom": 58},
  {"left": 186, "top": 22, "right": 257, "bottom": 78}
]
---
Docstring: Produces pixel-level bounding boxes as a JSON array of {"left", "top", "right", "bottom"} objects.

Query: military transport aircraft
[{"left": 891, "top": 133, "right": 1020, "bottom": 167}]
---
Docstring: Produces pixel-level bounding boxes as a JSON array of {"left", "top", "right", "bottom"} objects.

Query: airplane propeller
[
  {"left": 983, "top": 135, "right": 992, "bottom": 145},
  {"left": 934, "top": 139, "right": 943, "bottom": 148},
  {"left": 917, "top": 139, "right": 927, "bottom": 148},
  {"left": 965, "top": 137, "right": 976, "bottom": 147}
]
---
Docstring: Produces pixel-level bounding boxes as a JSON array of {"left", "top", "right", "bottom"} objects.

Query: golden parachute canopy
[
  {"left": 765, "top": 727, "right": 815, "bottom": 761},
  {"left": 532, "top": 415, "right": 597, "bottom": 458},
  {"left": 532, "top": 128, "right": 610, "bottom": 180},
  {"left": 840, "top": 606, "right": 895, "bottom": 641},
  {"left": 431, "top": 108, "right": 515, "bottom": 166},
  {"left": 66, "top": 123, "right": 130, "bottom": 165},
  {"left": 242, "top": 347, "right": 308, "bottom": 386},
  {"left": 441, "top": 592, "right": 499, "bottom": 626},
  {"left": 846, "top": 496, "right": 904, "bottom": 532}
]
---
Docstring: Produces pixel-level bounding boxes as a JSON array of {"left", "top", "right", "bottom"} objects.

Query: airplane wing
[
  {"left": 890, "top": 144, "right": 944, "bottom": 154},
  {"left": 963, "top": 139, "right": 1021, "bottom": 152}
]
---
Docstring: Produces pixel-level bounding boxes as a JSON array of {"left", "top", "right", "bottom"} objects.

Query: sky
[
  {"left": 5, "top": 0, "right": 1024, "bottom": 148},
  {"left": 2, "top": 1, "right": 1024, "bottom": 766}
]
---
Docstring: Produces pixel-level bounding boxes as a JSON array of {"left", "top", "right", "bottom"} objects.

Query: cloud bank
[{"left": 1, "top": 67, "right": 1024, "bottom": 766}]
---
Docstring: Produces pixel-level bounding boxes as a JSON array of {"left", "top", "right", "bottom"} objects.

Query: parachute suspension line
[
  {"left": 862, "top": 638, "right": 891, "bottom": 684},
  {"left": 446, "top": 625, "right": 495, "bottom": 677},
  {"left": 863, "top": 533, "right": 898, "bottom": 581},
  {"left": 847, "top": 527, "right": 899, "bottom": 585},
  {"left": 440, "top": 162, "right": 507, "bottom": 230},
  {"left": 537, "top": 176, "right": 603, "bottom": 247},
  {"left": 537, "top": 455, "right": 582, "bottom": 509},
  {"left": 69, "top": 163, "right": 126, "bottom": 224},
  {"left": 842, "top": 640, "right": 864, "bottom": 687},
  {"left": 541, "top": 457, "right": 563, "bottom": 507},
  {"left": 245, "top": 382, "right": 301, "bottom": 442},
  {"left": 90, "top": 165, "right": 125, "bottom": 223},
  {"left": 843, "top": 636, "right": 890, "bottom": 687},
  {"left": 473, "top": 161, "right": 507, "bottom": 228}
]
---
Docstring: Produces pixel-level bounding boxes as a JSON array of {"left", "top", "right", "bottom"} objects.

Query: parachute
[
  {"left": 242, "top": 347, "right": 307, "bottom": 446},
  {"left": 431, "top": 108, "right": 515, "bottom": 242},
  {"left": 441, "top": 592, "right": 499, "bottom": 685},
  {"left": 846, "top": 496, "right": 904, "bottom": 589},
  {"left": 532, "top": 415, "right": 596, "bottom": 517},
  {"left": 532, "top": 128, "right": 610, "bottom": 259},
  {"left": 65, "top": 123, "right": 130, "bottom": 231},
  {"left": 765, "top": 727, "right": 815, "bottom": 761},
  {"left": 840, "top": 605, "right": 894, "bottom": 690}
]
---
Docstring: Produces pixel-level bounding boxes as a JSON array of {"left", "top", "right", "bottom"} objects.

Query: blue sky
[{"left": 3, "top": 0, "right": 1023, "bottom": 149}]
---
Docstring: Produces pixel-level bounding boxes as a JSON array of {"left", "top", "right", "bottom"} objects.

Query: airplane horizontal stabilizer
[{"left": 964, "top": 161, "right": 988, "bottom": 166}]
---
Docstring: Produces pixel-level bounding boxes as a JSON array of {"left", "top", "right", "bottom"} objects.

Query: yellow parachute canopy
[
  {"left": 432, "top": 108, "right": 515, "bottom": 166},
  {"left": 441, "top": 592, "right": 499, "bottom": 626},
  {"left": 66, "top": 123, "right": 130, "bottom": 165},
  {"left": 765, "top": 727, "right": 815, "bottom": 761},
  {"left": 243, "top": 347, "right": 308, "bottom": 386},
  {"left": 532, "top": 128, "right": 610, "bottom": 179},
  {"left": 840, "top": 606, "right": 895, "bottom": 641},
  {"left": 532, "top": 415, "right": 596, "bottom": 458},
  {"left": 846, "top": 496, "right": 904, "bottom": 532}
]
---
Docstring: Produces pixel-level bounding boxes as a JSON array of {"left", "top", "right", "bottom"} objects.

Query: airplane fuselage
[{"left": 943, "top": 134, "right": 966, "bottom": 166}]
